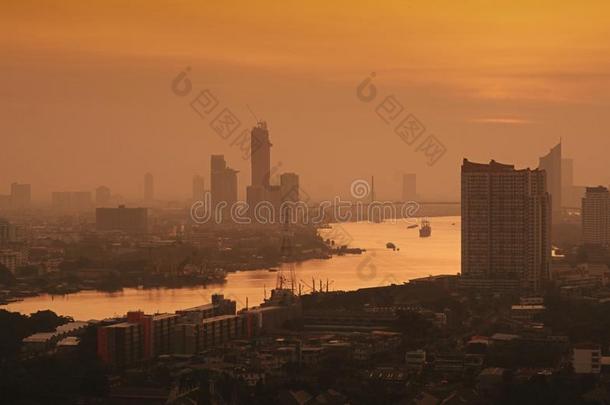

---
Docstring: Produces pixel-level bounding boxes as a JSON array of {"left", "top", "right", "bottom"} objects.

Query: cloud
[{"left": 468, "top": 117, "right": 533, "bottom": 125}]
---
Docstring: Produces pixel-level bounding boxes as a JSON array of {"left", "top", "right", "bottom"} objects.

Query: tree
[{"left": 29, "top": 310, "right": 72, "bottom": 333}]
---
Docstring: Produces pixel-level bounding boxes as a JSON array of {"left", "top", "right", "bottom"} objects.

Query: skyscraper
[
  {"left": 539, "top": 142, "right": 562, "bottom": 222},
  {"left": 461, "top": 159, "right": 551, "bottom": 292},
  {"left": 247, "top": 121, "right": 273, "bottom": 218},
  {"left": 10, "top": 183, "right": 31, "bottom": 210},
  {"left": 144, "top": 173, "right": 154, "bottom": 201},
  {"left": 402, "top": 173, "right": 416, "bottom": 202},
  {"left": 582, "top": 186, "right": 610, "bottom": 247},
  {"left": 210, "top": 155, "right": 226, "bottom": 174},
  {"left": 96, "top": 186, "right": 111, "bottom": 206},
  {"left": 561, "top": 158, "right": 576, "bottom": 207},
  {"left": 251, "top": 121, "right": 272, "bottom": 189},
  {"left": 192, "top": 175, "right": 205, "bottom": 202},
  {"left": 210, "top": 155, "right": 238, "bottom": 219},
  {"left": 562, "top": 158, "right": 574, "bottom": 191}
]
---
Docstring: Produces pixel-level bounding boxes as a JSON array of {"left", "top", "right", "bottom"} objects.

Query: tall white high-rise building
[
  {"left": 539, "top": 142, "right": 562, "bottom": 222},
  {"left": 461, "top": 159, "right": 551, "bottom": 292}
]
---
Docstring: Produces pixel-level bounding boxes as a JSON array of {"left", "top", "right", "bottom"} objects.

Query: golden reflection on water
[{"left": 4, "top": 217, "right": 460, "bottom": 319}]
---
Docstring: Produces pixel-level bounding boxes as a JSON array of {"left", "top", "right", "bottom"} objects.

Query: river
[{"left": 3, "top": 216, "right": 460, "bottom": 320}]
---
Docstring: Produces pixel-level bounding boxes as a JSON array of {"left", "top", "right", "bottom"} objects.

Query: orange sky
[{"left": 2, "top": 0, "right": 610, "bottom": 201}]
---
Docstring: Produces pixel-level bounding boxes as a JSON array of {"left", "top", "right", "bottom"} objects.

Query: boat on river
[{"left": 419, "top": 219, "right": 431, "bottom": 238}]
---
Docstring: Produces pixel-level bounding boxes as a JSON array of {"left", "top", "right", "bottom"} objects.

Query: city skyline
[
  {"left": 4, "top": 2, "right": 610, "bottom": 403},
  {"left": 3, "top": 2, "right": 610, "bottom": 201},
  {"left": 2, "top": 137, "right": 603, "bottom": 205}
]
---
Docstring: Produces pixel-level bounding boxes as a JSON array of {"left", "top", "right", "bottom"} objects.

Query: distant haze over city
[{"left": 2, "top": 1, "right": 610, "bottom": 202}]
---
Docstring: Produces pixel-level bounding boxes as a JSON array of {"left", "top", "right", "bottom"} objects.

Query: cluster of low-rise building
[
  {"left": 96, "top": 291, "right": 302, "bottom": 369},
  {"left": 22, "top": 321, "right": 89, "bottom": 356}
]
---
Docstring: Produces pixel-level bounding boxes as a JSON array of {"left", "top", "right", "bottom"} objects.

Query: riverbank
[
  {"left": 0, "top": 249, "right": 333, "bottom": 306},
  {"left": 0, "top": 224, "right": 335, "bottom": 305},
  {"left": 3, "top": 218, "right": 461, "bottom": 319}
]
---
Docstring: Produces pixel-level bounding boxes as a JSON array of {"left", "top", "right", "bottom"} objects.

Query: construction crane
[
  {"left": 300, "top": 278, "right": 316, "bottom": 293},
  {"left": 299, "top": 277, "right": 334, "bottom": 294},
  {"left": 275, "top": 204, "right": 296, "bottom": 292}
]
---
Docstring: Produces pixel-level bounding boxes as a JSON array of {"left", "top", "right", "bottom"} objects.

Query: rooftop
[
  {"left": 462, "top": 158, "right": 539, "bottom": 173},
  {"left": 152, "top": 313, "right": 179, "bottom": 321},
  {"left": 57, "top": 336, "right": 80, "bottom": 346},
  {"left": 56, "top": 322, "right": 88, "bottom": 332},
  {"left": 105, "top": 322, "right": 137, "bottom": 329},
  {"left": 201, "top": 314, "right": 238, "bottom": 324},
  {"left": 573, "top": 343, "right": 601, "bottom": 350},
  {"left": 23, "top": 332, "right": 55, "bottom": 343},
  {"left": 586, "top": 186, "right": 609, "bottom": 193},
  {"left": 177, "top": 303, "right": 216, "bottom": 313},
  {"left": 491, "top": 333, "right": 520, "bottom": 341},
  {"left": 511, "top": 305, "right": 545, "bottom": 310}
]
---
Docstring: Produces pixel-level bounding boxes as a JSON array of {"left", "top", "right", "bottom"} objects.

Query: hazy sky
[{"left": 2, "top": 0, "right": 610, "bottom": 201}]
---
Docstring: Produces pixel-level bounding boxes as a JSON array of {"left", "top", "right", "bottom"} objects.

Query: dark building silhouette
[
  {"left": 539, "top": 141, "right": 562, "bottom": 222},
  {"left": 562, "top": 158, "right": 573, "bottom": 197},
  {"left": 96, "top": 205, "right": 148, "bottom": 233},
  {"left": 461, "top": 159, "right": 551, "bottom": 292},
  {"left": 582, "top": 186, "right": 610, "bottom": 247},
  {"left": 561, "top": 157, "right": 585, "bottom": 208},
  {"left": 210, "top": 155, "right": 238, "bottom": 218},
  {"left": 246, "top": 185, "right": 265, "bottom": 216},
  {"left": 251, "top": 121, "right": 272, "bottom": 189},
  {"left": 95, "top": 185, "right": 111, "bottom": 206},
  {"left": 144, "top": 172, "right": 154, "bottom": 201},
  {"left": 247, "top": 121, "right": 272, "bottom": 216}
]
